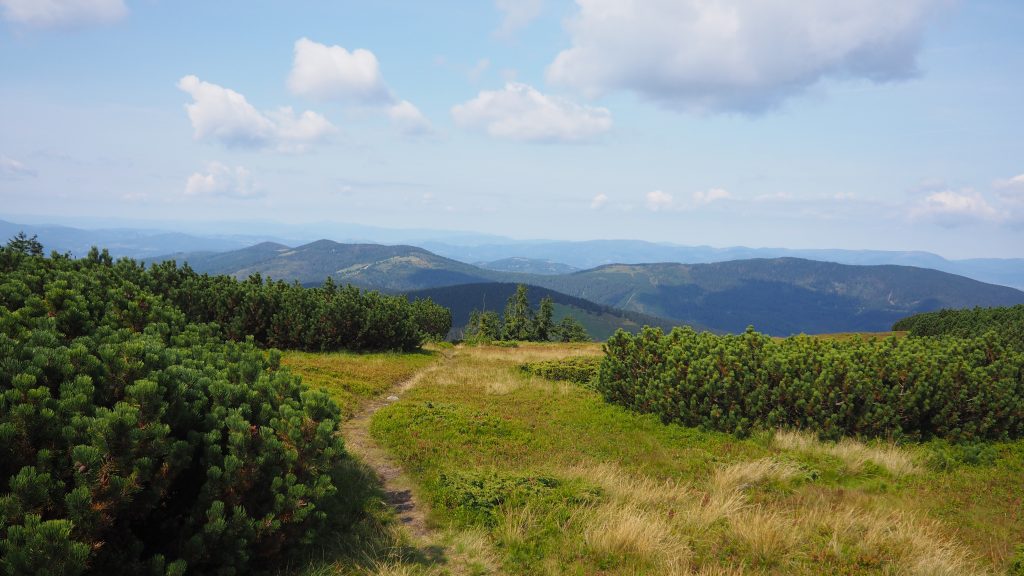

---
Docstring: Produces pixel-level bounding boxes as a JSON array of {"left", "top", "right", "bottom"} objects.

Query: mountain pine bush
[
  {"left": 0, "top": 240, "right": 445, "bottom": 574},
  {"left": 598, "top": 326, "right": 1024, "bottom": 441}
]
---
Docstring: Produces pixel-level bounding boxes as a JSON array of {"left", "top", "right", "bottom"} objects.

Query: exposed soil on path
[
  {"left": 341, "top": 361, "right": 442, "bottom": 540},
  {"left": 339, "top": 350, "right": 492, "bottom": 574}
]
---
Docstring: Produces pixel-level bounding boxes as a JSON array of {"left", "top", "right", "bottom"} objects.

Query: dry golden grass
[
  {"left": 729, "top": 509, "right": 798, "bottom": 566},
  {"left": 583, "top": 502, "right": 691, "bottom": 575},
  {"left": 773, "top": 430, "right": 921, "bottom": 476},
  {"left": 464, "top": 342, "right": 604, "bottom": 363},
  {"left": 711, "top": 458, "right": 801, "bottom": 494},
  {"left": 362, "top": 343, "right": 1006, "bottom": 575}
]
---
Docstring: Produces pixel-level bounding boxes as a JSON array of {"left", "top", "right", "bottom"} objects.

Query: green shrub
[
  {"left": 894, "top": 305, "right": 1024, "bottom": 352},
  {"left": 0, "top": 242, "right": 382, "bottom": 574},
  {"left": 520, "top": 357, "right": 600, "bottom": 386},
  {"left": 598, "top": 326, "right": 1024, "bottom": 441}
]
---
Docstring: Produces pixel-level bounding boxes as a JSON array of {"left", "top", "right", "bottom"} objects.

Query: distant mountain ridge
[
  {"left": 475, "top": 257, "right": 579, "bottom": 275},
  {"left": 404, "top": 282, "right": 683, "bottom": 340},
  {"left": 5, "top": 217, "right": 1021, "bottom": 289},
  {"left": 151, "top": 239, "right": 1024, "bottom": 336},
  {"left": 163, "top": 240, "right": 505, "bottom": 291},
  {"left": 422, "top": 240, "right": 1024, "bottom": 290},
  {"left": 522, "top": 258, "right": 1024, "bottom": 335}
]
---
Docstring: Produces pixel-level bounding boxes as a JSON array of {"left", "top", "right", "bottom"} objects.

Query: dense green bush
[
  {"left": 144, "top": 263, "right": 449, "bottom": 353},
  {"left": 598, "top": 326, "right": 1024, "bottom": 441},
  {"left": 0, "top": 241, "right": 428, "bottom": 574},
  {"left": 520, "top": 357, "right": 600, "bottom": 387},
  {"left": 894, "top": 305, "right": 1024, "bottom": 351}
]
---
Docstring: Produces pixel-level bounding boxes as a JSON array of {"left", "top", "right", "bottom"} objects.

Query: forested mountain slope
[{"left": 156, "top": 241, "right": 1024, "bottom": 335}]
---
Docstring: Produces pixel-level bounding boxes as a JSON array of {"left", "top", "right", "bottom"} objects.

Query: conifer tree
[
  {"left": 502, "top": 284, "right": 535, "bottom": 341},
  {"left": 534, "top": 296, "right": 554, "bottom": 341}
]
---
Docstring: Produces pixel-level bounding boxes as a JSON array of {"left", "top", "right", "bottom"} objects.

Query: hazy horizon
[{"left": 2, "top": 1, "right": 1023, "bottom": 259}]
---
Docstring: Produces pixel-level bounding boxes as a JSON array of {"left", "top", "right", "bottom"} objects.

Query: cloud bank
[
  {"left": 547, "top": 0, "right": 947, "bottom": 113},
  {"left": 177, "top": 75, "right": 334, "bottom": 151},
  {"left": 452, "top": 82, "right": 612, "bottom": 143}
]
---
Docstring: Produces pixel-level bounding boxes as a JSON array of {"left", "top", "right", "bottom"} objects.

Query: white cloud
[
  {"left": 452, "top": 82, "right": 612, "bottom": 143},
  {"left": 590, "top": 193, "right": 608, "bottom": 210},
  {"left": 287, "top": 38, "right": 431, "bottom": 134},
  {"left": 995, "top": 174, "right": 1024, "bottom": 204},
  {"left": 177, "top": 75, "right": 334, "bottom": 151},
  {"left": 185, "top": 162, "right": 260, "bottom": 199},
  {"left": 645, "top": 190, "right": 673, "bottom": 211},
  {"left": 387, "top": 100, "right": 432, "bottom": 135},
  {"left": 692, "top": 187, "right": 731, "bottom": 206},
  {"left": 287, "top": 37, "right": 392, "bottom": 104},
  {"left": 0, "top": 154, "right": 36, "bottom": 179},
  {"left": 0, "top": 0, "right": 125, "bottom": 28},
  {"left": 911, "top": 189, "right": 1003, "bottom": 225},
  {"left": 547, "top": 0, "right": 946, "bottom": 113},
  {"left": 495, "top": 0, "right": 544, "bottom": 37}
]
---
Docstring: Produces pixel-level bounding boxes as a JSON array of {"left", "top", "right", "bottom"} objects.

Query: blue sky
[{"left": 1, "top": 0, "right": 1022, "bottom": 258}]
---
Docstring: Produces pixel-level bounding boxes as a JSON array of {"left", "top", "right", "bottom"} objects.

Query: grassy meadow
[{"left": 283, "top": 343, "right": 1024, "bottom": 575}]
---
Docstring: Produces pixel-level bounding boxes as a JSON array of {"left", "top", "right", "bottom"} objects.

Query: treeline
[
  {"left": 11, "top": 237, "right": 450, "bottom": 353},
  {"left": 598, "top": 326, "right": 1024, "bottom": 441},
  {"left": 464, "top": 284, "right": 589, "bottom": 343},
  {"left": 894, "top": 305, "right": 1024, "bottom": 351},
  {"left": 0, "top": 235, "right": 447, "bottom": 575}
]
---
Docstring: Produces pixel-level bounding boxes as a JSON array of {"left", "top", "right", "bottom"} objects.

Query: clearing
[{"left": 284, "top": 343, "right": 1024, "bottom": 575}]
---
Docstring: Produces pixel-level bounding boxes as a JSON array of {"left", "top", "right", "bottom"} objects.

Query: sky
[{"left": 1, "top": 0, "right": 1023, "bottom": 259}]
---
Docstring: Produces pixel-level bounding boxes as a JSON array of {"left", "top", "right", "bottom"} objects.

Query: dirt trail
[
  {"left": 341, "top": 361, "right": 442, "bottom": 539},
  {"left": 340, "top": 350, "right": 486, "bottom": 574}
]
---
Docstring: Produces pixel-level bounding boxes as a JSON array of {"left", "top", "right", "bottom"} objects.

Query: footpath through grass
[
  {"left": 282, "top": 349, "right": 438, "bottom": 417},
  {"left": 368, "top": 343, "right": 1024, "bottom": 575},
  {"left": 279, "top": 348, "right": 454, "bottom": 576}
]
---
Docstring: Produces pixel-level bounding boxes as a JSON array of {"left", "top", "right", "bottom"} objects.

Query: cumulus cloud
[
  {"left": 590, "top": 193, "right": 608, "bottom": 210},
  {"left": 287, "top": 38, "right": 431, "bottom": 134},
  {"left": 911, "top": 189, "right": 1003, "bottom": 226},
  {"left": 645, "top": 188, "right": 733, "bottom": 211},
  {"left": 287, "top": 37, "right": 392, "bottom": 103},
  {"left": 995, "top": 174, "right": 1024, "bottom": 204},
  {"left": 0, "top": 154, "right": 36, "bottom": 179},
  {"left": 452, "top": 82, "right": 612, "bottom": 143},
  {"left": 645, "top": 190, "right": 673, "bottom": 211},
  {"left": 387, "top": 100, "right": 432, "bottom": 135},
  {"left": 177, "top": 75, "right": 334, "bottom": 151},
  {"left": 547, "top": 0, "right": 946, "bottom": 113},
  {"left": 0, "top": 0, "right": 125, "bottom": 28},
  {"left": 185, "top": 162, "right": 260, "bottom": 198},
  {"left": 692, "top": 187, "right": 732, "bottom": 206},
  {"left": 495, "top": 0, "right": 544, "bottom": 37}
]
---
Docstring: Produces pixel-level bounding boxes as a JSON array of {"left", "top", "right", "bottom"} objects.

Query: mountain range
[
  {"left": 150, "top": 239, "right": 1024, "bottom": 336},
  {"left": 5, "top": 217, "right": 1022, "bottom": 289}
]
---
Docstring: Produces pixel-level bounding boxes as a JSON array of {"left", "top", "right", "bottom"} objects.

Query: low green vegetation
[
  {"left": 371, "top": 344, "right": 1024, "bottom": 575},
  {"left": 519, "top": 356, "right": 600, "bottom": 387},
  {"left": 280, "top": 350, "right": 437, "bottom": 417},
  {"left": 894, "top": 304, "right": 1024, "bottom": 350},
  {"left": 599, "top": 326, "right": 1024, "bottom": 441},
  {"left": 464, "top": 284, "right": 590, "bottom": 343},
  {"left": 0, "top": 236, "right": 447, "bottom": 575}
]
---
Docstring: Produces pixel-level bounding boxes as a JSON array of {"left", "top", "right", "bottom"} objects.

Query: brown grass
[{"left": 773, "top": 430, "right": 921, "bottom": 476}]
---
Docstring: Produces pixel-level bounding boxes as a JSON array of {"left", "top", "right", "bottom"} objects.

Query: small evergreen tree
[
  {"left": 534, "top": 297, "right": 554, "bottom": 341},
  {"left": 502, "top": 284, "right": 535, "bottom": 341},
  {"left": 553, "top": 316, "right": 590, "bottom": 342},
  {"left": 6, "top": 231, "right": 43, "bottom": 256},
  {"left": 465, "top": 310, "right": 502, "bottom": 342}
]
